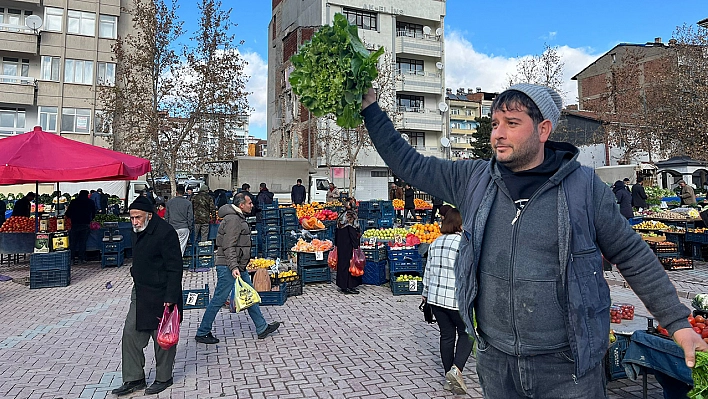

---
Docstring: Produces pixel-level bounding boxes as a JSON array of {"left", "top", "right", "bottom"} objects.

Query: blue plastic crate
[
  {"left": 30, "top": 267, "right": 70, "bottom": 289},
  {"left": 686, "top": 232, "right": 708, "bottom": 244},
  {"left": 196, "top": 255, "right": 214, "bottom": 268},
  {"left": 182, "top": 256, "right": 194, "bottom": 269},
  {"left": 102, "top": 241, "right": 124, "bottom": 254},
  {"left": 263, "top": 248, "right": 281, "bottom": 259},
  {"left": 286, "top": 279, "right": 303, "bottom": 297},
  {"left": 182, "top": 284, "right": 210, "bottom": 310},
  {"left": 302, "top": 266, "right": 331, "bottom": 283},
  {"left": 261, "top": 199, "right": 279, "bottom": 210},
  {"left": 258, "top": 282, "right": 288, "bottom": 306},
  {"left": 359, "top": 219, "right": 377, "bottom": 232},
  {"left": 196, "top": 242, "right": 214, "bottom": 256},
  {"left": 378, "top": 218, "right": 394, "bottom": 229},
  {"left": 279, "top": 207, "right": 297, "bottom": 217},
  {"left": 101, "top": 252, "right": 124, "bottom": 268},
  {"left": 389, "top": 258, "right": 423, "bottom": 274},
  {"left": 362, "top": 260, "right": 387, "bottom": 285},
  {"left": 258, "top": 219, "right": 280, "bottom": 228},
  {"left": 257, "top": 223, "right": 281, "bottom": 235},
  {"left": 606, "top": 334, "right": 630, "bottom": 381},
  {"left": 390, "top": 277, "right": 423, "bottom": 296},
  {"left": 261, "top": 209, "right": 281, "bottom": 220},
  {"left": 628, "top": 217, "right": 643, "bottom": 226},
  {"left": 30, "top": 252, "right": 71, "bottom": 272},
  {"left": 296, "top": 251, "right": 329, "bottom": 267},
  {"left": 362, "top": 246, "right": 387, "bottom": 262},
  {"left": 184, "top": 243, "right": 194, "bottom": 257},
  {"left": 359, "top": 200, "right": 381, "bottom": 211},
  {"left": 382, "top": 208, "right": 396, "bottom": 218},
  {"left": 281, "top": 213, "right": 299, "bottom": 227},
  {"left": 358, "top": 209, "right": 383, "bottom": 221},
  {"left": 387, "top": 248, "right": 421, "bottom": 261},
  {"left": 261, "top": 235, "right": 281, "bottom": 247}
]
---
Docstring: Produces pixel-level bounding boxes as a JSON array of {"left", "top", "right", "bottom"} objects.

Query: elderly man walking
[
  {"left": 165, "top": 185, "right": 193, "bottom": 255},
  {"left": 111, "top": 196, "right": 183, "bottom": 396}
]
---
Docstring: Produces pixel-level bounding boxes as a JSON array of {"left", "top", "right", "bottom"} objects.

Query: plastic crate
[
  {"left": 102, "top": 241, "right": 124, "bottom": 254},
  {"left": 660, "top": 257, "right": 694, "bottom": 270},
  {"left": 296, "top": 251, "right": 330, "bottom": 267},
  {"left": 359, "top": 200, "right": 381, "bottom": 211},
  {"left": 359, "top": 219, "right": 377, "bottom": 232},
  {"left": 261, "top": 199, "right": 279, "bottom": 210},
  {"left": 387, "top": 248, "right": 421, "bottom": 261},
  {"left": 30, "top": 252, "right": 71, "bottom": 272},
  {"left": 389, "top": 258, "right": 423, "bottom": 274},
  {"left": 280, "top": 207, "right": 297, "bottom": 216},
  {"left": 257, "top": 224, "right": 281, "bottom": 235},
  {"left": 182, "top": 284, "right": 210, "bottom": 310},
  {"left": 196, "top": 241, "right": 214, "bottom": 256},
  {"left": 648, "top": 241, "right": 679, "bottom": 255},
  {"left": 628, "top": 217, "right": 643, "bottom": 226},
  {"left": 258, "top": 282, "right": 288, "bottom": 306},
  {"left": 286, "top": 279, "right": 303, "bottom": 297},
  {"left": 261, "top": 235, "right": 281, "bottom": 247},
  {"left": 362, "top": 246, "right": 387, "bottom": 262},
  {"left": 686, "top": 232, "right": 708, "bottom": 244},
  {"left": 184, "top": 243, "right": 194, "bottom": 257},
  {"left": 182, "top": 256, "right": 194, "bottom": 269},
  {"left": 30, "top": 267, "right": 70, "bottom": 289},
  {"left": 302, "top": 266, "right": 331, "bottom": 283},
  {"left": 391, "top": 278, "right": 424, "bottom": 296},
  {"left": 378, "top": 218, "right": 395, "bottom": 229},
  {"left": 362, "top": 260, "right": 387, "bottom": 285},
  {"left": 263, "top": 249, "right": 281, "bottom": 259},
  {"left": 358, "top": 209, "right": 382, "bottom": 221},
  {"left": 281, "top": 213, "right": 299, "bottom": 227},
  {"left": 261, "top": 209, "right": 281, "bottom": 220},
  {"left": 101, "top": 252, "right": 125, "bottom": 268},
  {"left": 196, "top": 255, "right": 214, "bottom": 268},
  {"left": 605, "top": 334, "right": 631, "bottom": 381}
]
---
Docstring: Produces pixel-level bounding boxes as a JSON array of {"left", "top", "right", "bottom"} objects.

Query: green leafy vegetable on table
[
  {"left": 288, "top": 13, "right": 385, "bottom": 129},
  {"left": 690, "top": 351, "right": 708, "bottom": 398}
]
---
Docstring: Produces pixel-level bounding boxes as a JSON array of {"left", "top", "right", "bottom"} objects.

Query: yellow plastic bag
[{"left": 231, "top": 276, "right": 261, "bottom": 312}]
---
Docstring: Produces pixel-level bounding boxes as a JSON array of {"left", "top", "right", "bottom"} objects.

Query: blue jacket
[{"left": 361, "top": 102, "right": 690, "bottom": 377}]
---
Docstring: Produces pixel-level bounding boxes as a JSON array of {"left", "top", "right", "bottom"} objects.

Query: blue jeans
[
  {"left": 196, "top": 266, "right": 268, "bottom": 337},
  {"left": 476, "top": 338, "right": 607, "bottom": 398}
]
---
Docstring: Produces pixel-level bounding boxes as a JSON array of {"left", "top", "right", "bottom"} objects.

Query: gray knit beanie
[{"left": 506, "top": 83, "right": 563, "bottom": 131}]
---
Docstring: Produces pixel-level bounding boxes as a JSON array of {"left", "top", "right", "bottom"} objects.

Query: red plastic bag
[
  {"left": 156, "top": 305, "right": 180, "bottom": 350},
  {"left": 349, "top": 248, "right": 365, "bottom": 277},
  {"left": 328, "top": 247, "right": 338, "bottom": 271}
]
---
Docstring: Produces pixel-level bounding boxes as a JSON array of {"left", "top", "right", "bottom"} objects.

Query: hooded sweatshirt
[{"left": 215, "top": 204, "right": 251, "bottom": 271}]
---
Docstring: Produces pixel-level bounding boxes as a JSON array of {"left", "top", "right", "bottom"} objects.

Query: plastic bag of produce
[
  {"left": 328, "top": 247, "right": 338, "bottom": 271},
  {"left": 349, "top": 248, "right": 365, "bottom": 277},
  {"left": 229, "top": 276, "right": 261, "bottom": 313},
  {"left": 156, "top": 305, "right": 180, "bottom": 350}
]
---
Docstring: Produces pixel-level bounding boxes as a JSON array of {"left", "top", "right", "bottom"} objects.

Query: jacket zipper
[{"left": 509, "top": 180, "right": 553, "bottom": 355}]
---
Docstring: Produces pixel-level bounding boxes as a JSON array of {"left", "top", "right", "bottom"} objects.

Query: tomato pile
[
  {"left": 0, "top": 216, "right": 35, "bottom": 232},
  {"left": 689, "top": 315, "right": 708, "bottom": 343}
]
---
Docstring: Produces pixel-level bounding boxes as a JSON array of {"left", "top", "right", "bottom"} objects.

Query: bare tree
[
  {"left": 100, "top": 0, "right": 249, "bottom": 195},
  {"left": 507, "top": 43, "right": 566, "bottom": 95}
]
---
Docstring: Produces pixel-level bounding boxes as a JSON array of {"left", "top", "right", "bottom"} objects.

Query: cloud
[
  {"left": 241, "top": 51, "right": 268, "bottom": 138},
  {"left": 541, "top": 31, "right": 557, "bottom": 41},
  {"left": 444, "top": 30, "right": 599, "bottom": 106}
]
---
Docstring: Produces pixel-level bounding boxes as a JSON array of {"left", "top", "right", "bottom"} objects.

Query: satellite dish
[
  {"left": 435, "top": 62, "right": 444, "bottom": 70},
  {"left": 25, "top": 15, "right": 43, "bottom": 31},
  {"left": 438, "top": 102, "right": 448, "bottom": 112},
  {"left": 435, "top": 28, "right": 443, "bottom": 36},
  {"left": 440, "top": 137, "right": 451, "bottom": 148},
  {"left": 401, "top": 133, "right": 409, "bottom": 142},
  {"left": 423, "top": 26, "right": 431, "bottom": 35}
]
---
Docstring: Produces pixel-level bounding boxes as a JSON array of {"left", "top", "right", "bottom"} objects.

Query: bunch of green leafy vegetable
[
  {"left": 289, "top": 13, "right": 385, "bottom": 129},
  {"left": 690, "top": 351, "right": 708, "bottom": 398}
]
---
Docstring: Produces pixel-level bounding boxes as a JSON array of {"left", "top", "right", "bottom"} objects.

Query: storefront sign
[{"left": 362, "top": 4, "right": 404, "bottom": 15}]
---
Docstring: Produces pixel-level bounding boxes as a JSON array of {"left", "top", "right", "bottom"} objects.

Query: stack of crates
[
  {"left": 297, "top": 251, "right": 331, "bottom": 284},
  {"left": 183, "top": 241, "right": 194, "bottom": 269},
  {"left": 101, "top": 241, "right": 124, "bottom": 268},
  {"left": 323, "top": 220, "right": 337, "bottom": 242},
  {"left": 388, "top": 246, "right": 424, "bottom": 295},
  {"left": 280, "top": 207, "right": 299, "bottom": 259},
  {"left": 361, "top": 245, "right": 388, "bottom": 285},
  {"left": 250, "top": 231, "right": 259, "bottom": 259},
  {"left": 258, "top": 199, "right": 281, "bottom": 259},
  {"left": 381, "top": 201, "right": 396, "bottom": 227},
  {"left": 194, "top": 241, "right": 215, "bottom": 269},
  {"left": 30, "top": 251, "right": 71, "bottom": 289}
]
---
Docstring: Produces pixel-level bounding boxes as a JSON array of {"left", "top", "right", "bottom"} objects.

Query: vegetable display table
[{"left": 0, "top": 232, "right": 35, "bottom": 254}]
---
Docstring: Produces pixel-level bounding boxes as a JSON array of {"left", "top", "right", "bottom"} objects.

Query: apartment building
[
  {"left": 445, "top": 88, "right": 480, "bottom": 160},
  {"left": 0, "top": 0, "right": 126, "bottom": 146},
  {"left": 267, "top": 0, "right": 446, "bottom": 200}
]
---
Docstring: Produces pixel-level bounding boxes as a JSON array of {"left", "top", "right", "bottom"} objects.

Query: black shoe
[
  {"left": 144, "top": 378, "right": 173, "bottom": 395},
  {"left": 195, "top": 332, "right": 219, "bottom": 344},
  {"left": 348, "top": 288, "right": 360, "bottom": 294},
  {"left": 111, "top": 379, "right": 146, "bottom": 396},
  {"left": 257, "top": 322, "right": 281, "bottom": 339}
]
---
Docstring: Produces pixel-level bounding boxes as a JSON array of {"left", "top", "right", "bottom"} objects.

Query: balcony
[
  {"left": 0, "top": 76, "right": 36, "bottom": 105},
  {"left": 0, "top": 23, "right": 38, "bottom": 54},
  {"left": 450, "top": 127, "right": 475, "bottom": 135},
  {"left": 394, "top": 107, "right": 443, "bottom": 132},
  {"left": 395, "top": 32, "right": 442, "bottom": 58},
  {"left": 450, "top": 141, "right": 472, "bottom": 150},
  {"left": 395, "top": 70, "right": 443, "bottom": 95}
]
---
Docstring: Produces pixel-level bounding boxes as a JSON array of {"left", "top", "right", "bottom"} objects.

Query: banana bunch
[
  {"left": 248, "top": 258, "right": 276, "bottom": 269},
  {"left": 277, "top": 270, "right": 298, "bottom": 278}
]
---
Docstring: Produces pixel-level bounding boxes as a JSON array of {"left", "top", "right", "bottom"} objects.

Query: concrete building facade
[
  {"left": 267, "top": 0, "right": 446, "bottom": 200},
  {"left": 0, "top": 0, "right": 130, "bottom": 146}
]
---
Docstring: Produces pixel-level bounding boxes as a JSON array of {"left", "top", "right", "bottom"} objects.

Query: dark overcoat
[{"left": 130, "top": 215, "right": 183, "bottom": 331}]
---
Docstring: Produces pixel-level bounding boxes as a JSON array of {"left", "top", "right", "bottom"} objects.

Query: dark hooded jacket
[
  {"left": 130, "top": 214, "right": 183, "bottom": 330},
  {"left": 613, "top": 180, "right": 634, "bottom": 219},
  {"left": 215, "top": 204, "right": 251, "bottom": 272}
]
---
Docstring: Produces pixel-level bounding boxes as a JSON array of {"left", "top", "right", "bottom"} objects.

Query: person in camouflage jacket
[{"left": 192, "top": 185, "right": 216, "bottom": 242}]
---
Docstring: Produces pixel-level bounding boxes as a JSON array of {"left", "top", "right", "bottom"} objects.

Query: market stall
[{"left": 0, "top": 126, "right": 151, "bottom": 287}]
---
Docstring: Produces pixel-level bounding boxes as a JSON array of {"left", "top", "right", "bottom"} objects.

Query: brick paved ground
[{"left": 0, "top": 257, "right": 705, "bottom": 399}]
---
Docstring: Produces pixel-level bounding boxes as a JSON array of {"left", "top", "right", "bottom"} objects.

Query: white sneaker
[
  {"left": 445, "top": 365, "right": 467, "bottom": 395},
  {"left": 443, "top": 381, "right": 452, "bottom": 391}
]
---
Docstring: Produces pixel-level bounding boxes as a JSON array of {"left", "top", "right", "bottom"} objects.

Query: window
[
  {"left": 61, "top": 108, "right": 91, "bottom": 133},
  {"left": 396, "top": 21, "right": 423, "bottom": 38},
  {"left": 97, "top": 62, "right": 115, "bottom": 86},
  {"left": 94, "top": 110, "right": 112, "bottom": 135},
  {"left": 482, "top": 105, "right": 491, "bottom": 117},
  {"left": 397, "top": 94, "right": 424, "bottom": 111},
  {"left": 0, "top": 8, "right": 33, "bottom": 31},
  {"left": 67, "top": 10, "right": 95, "bottom": 36},
  {"left": 44, "top": 7, "right": 63, "bottom": 32},
  {"left": 371, "top": 170, "right": 388, "bottom": 178},
  {"left": 409, "top": 132, "right": 425, "bottom": 149},
  {"left": 1, "top": 57, "right": 29, "bottom": 84},
  {"left": 64, "top": 59, "right": 94, "bottom": 84},
  {"left": 99, "top": 15, "right": 117, "bottom": 38},
  {"left": 396, "top": 58, "right": 423, "bottom": 74},
  {"left": 450, "top": 109, "right": 460, "bottom": 115},
  {"left": 0, "top": 108, "right": 25, "bottom": 136},
  {"left": 342, "top": 8, "right": 376, "bottom": 31},
  {"left": 41, "top": 56, "right": 60, "bottom": 81},
  {"left": 39, "top": 107, "right": 58, "bottom": 132}
]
